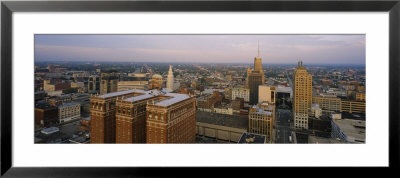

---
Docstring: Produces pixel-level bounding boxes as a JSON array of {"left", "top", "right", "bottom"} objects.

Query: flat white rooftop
[
  {"left": 154, "top": 93, "right": 190, "bottom": 107},
  {"left": 97, "top": 89, "right": 144, "bottom": 98}
]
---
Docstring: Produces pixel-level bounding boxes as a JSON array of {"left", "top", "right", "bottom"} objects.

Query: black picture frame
[{"left": 1, "top": 0, "right": 399, "bottom": 177}]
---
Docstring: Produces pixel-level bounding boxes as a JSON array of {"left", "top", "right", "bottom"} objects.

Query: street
[{"left": 275, "top": 109, "right": 293, "bottom": 143}]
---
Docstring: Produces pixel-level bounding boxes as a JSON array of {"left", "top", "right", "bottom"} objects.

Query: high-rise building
[
  {"left": 293, "top": 61, "right": 312, "bottom": 129},
  {"left": 100, "top": 72, "right": 119, "bottom": 94},
  {"left": 89, "top": 89, "right": 139, "bottom": 143},
  {"left": 167, "top": 65, "right": 174, "bottom": 91},
  {"left": 248, "top": 102, "right": 275, "bottom": 142},
  {"left": 258, "top": 85, "right": 276, "bottom": 103},
  {"left": 247, "top": 42, "right": 265, "bottom": 105},
  {"left": 88, "top": 75, "right": 100, "bottom": 93},
  {"left": 115, "top": 90, "right": 166, "bottom": 143},
  {"left": 146, "top": 93, "right": 196, "bottom": 143}
]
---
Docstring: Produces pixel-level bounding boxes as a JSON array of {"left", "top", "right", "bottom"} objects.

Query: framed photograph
[{"left": 1, "top": 0, "right": 399, "bottom": 177}]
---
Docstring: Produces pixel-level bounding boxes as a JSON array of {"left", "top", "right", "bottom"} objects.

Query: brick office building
[
  {"left": 115, "top": 90, "right": 167, "bottom": 143},
  {"left": 146, "top": 93, "right": 196, "bottom": 143},
  {"left": 35, "top": 104, "right": 58, "bottom": 128},
  {"left": 89, "top": 89, "right": 142, "bottom": 143}
]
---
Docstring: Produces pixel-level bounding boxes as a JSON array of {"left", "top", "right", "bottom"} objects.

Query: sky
[{"left": 34, "top": 34, "right": 365, "bottom": 65}]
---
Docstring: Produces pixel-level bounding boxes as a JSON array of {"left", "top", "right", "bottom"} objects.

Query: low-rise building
[{"left": 58, "top": 102, "right": 81, "bottom": 123}]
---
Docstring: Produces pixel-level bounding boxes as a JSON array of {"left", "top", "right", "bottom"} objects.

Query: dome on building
[{"left": 152, "top": 74, "right": 163, "bottom": 79}]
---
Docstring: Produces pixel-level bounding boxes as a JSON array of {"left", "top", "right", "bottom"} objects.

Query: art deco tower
[
  {"left": 247, "top": 42, "right": 265, "bottom": 105},
  {"left": 293, "top": 61, "right": 312, "bottom": 129},
  {"left": 167, "top": 65, "right": 174, "bottom": 90}
]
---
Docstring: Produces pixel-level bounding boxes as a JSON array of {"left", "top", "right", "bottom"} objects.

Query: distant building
[
  {"left": 58, "top": 102, "right": 81, "bottom": 123},
  {"left": 35, "top": 104, "right": 58, "bottom": 127},
  {"left": 88, "top": 75, "right": 100, "bottom": 93},
  {"left": 246, "top": 42, "right": 265, "bottom": 105},
  {"left": 340, "top": 100, "right": 365, "bottom": 114},
  {"left": 356, "top": 92, "right": 366, "bottom": 101},
  {"left": 167, "top": 65, "right": 174, "bottom": 91},
  {"left": 248, "top": 102, "right": 275, "bottom": 142},
  {"left": 71, "top": 82, "right": 84, "bottom": 88},
  {"left": 312, "top": 95, "right": 341, "bottom": 112},
  {"left": 232, "top": 87, "right": 250, "bottom": 102},
  {"left": 99, "top": 72, "right": 119, "bottom": 94},
  {"left": 294, "top": 61, "right": 312, "bottom": 129},
  {"left": 310, "top": 103, "right": 322, "bottom": 119},
  {"left": 258, "top": 85, "right": 276, "bottom": 103},
  {"left": 117, "top": 81, "right": 149, "bottom": 91},
  {"left": 149, "top": 74, "right": 164, "bottom": 90}
]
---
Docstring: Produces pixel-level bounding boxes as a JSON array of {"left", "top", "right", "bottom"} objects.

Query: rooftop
[
  {"left": 154, "top": 93, "right": 190, "bottom": 107},
  {"left": 96, "top": 89, "right": 144, "bottom": 99},
  {"left": 122, "top": 89, "right": 172, "bottom": 102},
  {"left": 333, "top": 119, "right": 365, "bottom": 142},
  {"left": 308, "top": 136, "right": 346, "bottom": 144},
  {"left": 238, "top": 132, "right": 266, "bottom": 144},
  {"left": 196, "top": 111, "right": 248, "bottom": 129},
  {"left": 59, "top": 102, "right": 80, "bottom": 109}
]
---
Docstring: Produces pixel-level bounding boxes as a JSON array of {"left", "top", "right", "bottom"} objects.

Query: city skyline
[{"left": 35, "top": 35, "right": 365, "bottom": 65}]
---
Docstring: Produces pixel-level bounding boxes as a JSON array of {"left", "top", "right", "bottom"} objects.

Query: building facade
[
  {"left": 99, "top": 72, "right": 119, "bottom": 94},
  {"left": 58, "top": 102, "right": 81, "bottom": 123},
  {"left": 117, "top": 81, "right": 149, "bottom": 91},
  {"left": 89, "top": 89, "right": 139, "bottom": 143},
  {"left": 248, "top": 102, "right": 275, "bottom": 142},
  {"left": 146, "top": 93, "right": 196, "bottom": 143},
  {"left": 258, "top": 85, "right": 276, "bottom": 103},
  {"left": 294, "top": 61, "right": 312, "bottom": 129},
  {"left": 231, "top": 87, "right": 250, "bottom": 102},
  {"left": 88, "top": 75, "right": 100, "bottom": 93}
]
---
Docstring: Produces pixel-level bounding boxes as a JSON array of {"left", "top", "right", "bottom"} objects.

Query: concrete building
[
  {"left": 232, "top": 87, "right": 250, "bottom": 102},
  {"left": 167, "top": 65, "right": 174, "bottom": 91},
  {"left": 117, "top": 81, "right": 149, "bottom": 91},
  {"left": 258, "top": 85, "right": 276, "bottom": 103},
  {"left": 312, "top": 95, "right": 341, "bottom": 112},
  {"left": 99, "top": 72, "right": 119, "bottom": 94},
  {"left": 248, "top": 102, "right": 275, "bottom": 142},
  {"left": 294, "top": 61, "right": 312, "bottom": 129},
  {"left": 58, "top": 102, "right": 81, "bottom": 123},
  {"left": 340, "top": 100, "right": 366, "bottom": 114}
]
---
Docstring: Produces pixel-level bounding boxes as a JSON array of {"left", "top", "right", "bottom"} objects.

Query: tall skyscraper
[
  {"left": 293, "top": 61, "right": 312, "bottom": 129},
  {"left": 167, "top": 65, "right": 174, "bottom": 91},
  {"left": 247, "top": 42, "right": 265, "bottom": 105}
]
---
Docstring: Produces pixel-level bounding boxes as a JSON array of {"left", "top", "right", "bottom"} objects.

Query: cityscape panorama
[{"left": 34, "top": 35, "right": 366, "bottom": 144}]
